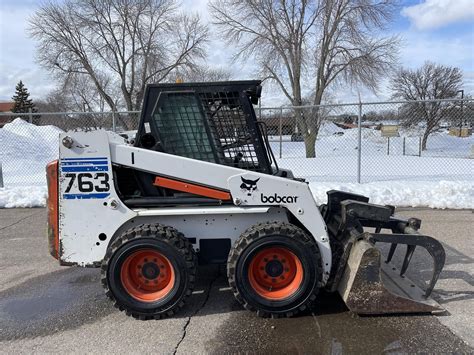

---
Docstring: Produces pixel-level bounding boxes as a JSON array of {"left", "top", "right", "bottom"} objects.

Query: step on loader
[{"left": 46, "top": 80, "right": 445, "bottom": 319}]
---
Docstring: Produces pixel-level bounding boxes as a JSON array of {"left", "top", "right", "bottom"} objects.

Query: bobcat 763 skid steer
[{"left": 46, "top": 81, "right": 446, "bottom": 319}]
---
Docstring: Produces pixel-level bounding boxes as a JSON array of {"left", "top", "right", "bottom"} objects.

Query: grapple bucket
[
  {"left": 321, "top": 190, "right": 446, "bottom": 315},
  {"left": 338, "top": 239, "right": 443, "bottom": 314}
]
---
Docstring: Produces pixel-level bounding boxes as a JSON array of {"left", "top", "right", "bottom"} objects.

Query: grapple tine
[
  {"left": 337, "top": 239, "right": 444, "bottom": 314},
  {"left": 368, "top": 233, "right": 446, "bottom": 298},
  {"left": 400, "top": 245, "right": 416, "bottom": 276},
  {"left": 424, "top": 244, "right": 445, "bottom": 297},
  {"left": 386, "top": 243, "right": 397, "bottom": 263}
]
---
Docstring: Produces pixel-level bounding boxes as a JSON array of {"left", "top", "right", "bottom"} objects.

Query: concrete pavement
[{"left": 0, "top": 208, "right": 472, "bottom": 353}]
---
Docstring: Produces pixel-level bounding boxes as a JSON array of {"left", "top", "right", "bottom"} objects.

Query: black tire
[
  {"left": 101, "top": 224, "right": 196, "bottom": 320},
  {"left": 227, "top": 222, "right": 322, "bottom": 318}
]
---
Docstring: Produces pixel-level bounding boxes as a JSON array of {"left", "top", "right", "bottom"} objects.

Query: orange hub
[
  {"left": 248, "top": 247, "right": 303, "bottom": 300},
  {"left": 120, "top": 249, "right": 175, "bottom": 302}
]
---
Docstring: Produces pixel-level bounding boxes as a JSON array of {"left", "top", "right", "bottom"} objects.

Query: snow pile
[
  {"left": 0, "top": 186, "right": 48, "bottom": 208},
  {"left": 319, "top": 122, "right": 345, "bottom": 136},
  {"left": 0, "top": 118, "right": 62, "bottom": 186},
  {"left": 309, "top": 180, "right": 474, "bottom": 209},
  {"left": 1, "top": 118, "right": 62, "bottom": 160},
  {"left": 342, "top": 126, "right": 386, "bottom": 143}
]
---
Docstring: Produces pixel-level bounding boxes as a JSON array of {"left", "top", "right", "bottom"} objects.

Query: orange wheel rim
[
  {"left": 248, "top": 247, "right": 303, "bottom": 301},
  {"left": 120, "top": 249, "right": 175, "bottom": 302}
]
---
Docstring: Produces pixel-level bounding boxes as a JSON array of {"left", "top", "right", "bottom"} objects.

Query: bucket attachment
[
  {"left": 321, "top": 190, "right": 446, "bottom": 315},
  {"left": 338, "top": 239, "right": 443, "bottom": 314}
]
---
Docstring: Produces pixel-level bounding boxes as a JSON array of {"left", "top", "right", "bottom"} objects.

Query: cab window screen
[{"left": 152, "top": 92, "right": 218, "bottom": 163}]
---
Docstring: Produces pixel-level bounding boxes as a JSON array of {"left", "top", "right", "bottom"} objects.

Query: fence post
[
  {"left": 418, "top": 137, "right": 422, "bottom": 157},
  {"left": 403, "top": 137, "right": 406, "bottom": 156},
  {"left": 357, "top": 100, "right": 362, "bottom": 183},
  {"left": 387, "top": 137, "right": 390, "bottom": 155},
  {"left": 0, "top": 162, "right": 3, "bottom": 188},
  {"left": 28, "top": 107, "right": 32, "bottom": 123},
  {"left": 279, "top": 108, "right": 283, "bottom": 159},
  {"left": 112, "top": 110, "right": 117, "bottom": 132}
]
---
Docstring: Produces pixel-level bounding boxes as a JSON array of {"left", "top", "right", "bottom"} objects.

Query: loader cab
[
  {"left": 134, "top": 81, "right": 277, "bottom": 175},
  {"left": 113, "top": 81, "right": 291, "bottom": 208}
]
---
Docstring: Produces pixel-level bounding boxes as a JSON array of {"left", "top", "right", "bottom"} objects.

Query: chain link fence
[
  {"left": 0, "top": 99, "right": 472, "bottom": 187},
  {"left": 259, "top": 99, "right": 473, "bottom": 183}
]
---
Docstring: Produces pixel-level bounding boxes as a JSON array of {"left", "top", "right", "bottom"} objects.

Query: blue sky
[{"left": 0, "top": 0, "right": 473, "bottom": 105}]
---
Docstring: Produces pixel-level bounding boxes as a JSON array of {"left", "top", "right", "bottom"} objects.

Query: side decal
[{"left": 60, "top": 157, "right": 111, "bottom": 199}]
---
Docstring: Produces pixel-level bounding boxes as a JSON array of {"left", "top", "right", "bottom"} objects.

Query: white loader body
[{"left": 57, "top": 130, "right": 332, "bottom": 283}]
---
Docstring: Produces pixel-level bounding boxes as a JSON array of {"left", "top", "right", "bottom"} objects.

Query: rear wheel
[
  {"left": 228, "top": 222, "right": 322, "bottom": 318},
  {"left": 101, "top": 224, "right": 196, "bottom": 319}
]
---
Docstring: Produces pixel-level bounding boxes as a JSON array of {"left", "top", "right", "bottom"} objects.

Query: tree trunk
[
  {"left": 422, "top": 118, "right": 436, "bottom": 151},
  {"left": 304, "top": 131, "right": 317, "bottom": 158},
  {"left": 301, "top": 90, "right": 323, "bottom": 158},
  {"left": 421, "top": 128, "right": 430, "bottom": 151}
]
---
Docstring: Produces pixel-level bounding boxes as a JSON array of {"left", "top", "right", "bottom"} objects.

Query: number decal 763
[{"left": 64, "top": 172, "right": 110, "bottom": 193}]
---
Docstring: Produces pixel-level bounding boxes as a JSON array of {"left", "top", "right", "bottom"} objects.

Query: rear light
[{"left": 46, "top": 160, "right": 59, "bottom": 259}]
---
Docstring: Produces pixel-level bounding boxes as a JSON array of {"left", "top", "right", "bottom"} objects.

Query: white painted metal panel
[{"left": 58, "top": 131, "right": 136, "bottom": 266}]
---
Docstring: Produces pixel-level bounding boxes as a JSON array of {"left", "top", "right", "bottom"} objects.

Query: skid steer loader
[{"left": 46, "top": 80, "right": 445, "bottom": 319}]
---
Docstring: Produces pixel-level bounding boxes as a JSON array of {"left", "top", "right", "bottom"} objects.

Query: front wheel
[
  {"left": 227, "top": 222, "right": 322, "bottom": 318},
  {"left": 101, "top": 224, "right": 196, "bottom": 320}
]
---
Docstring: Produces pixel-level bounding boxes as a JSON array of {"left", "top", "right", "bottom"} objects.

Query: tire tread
[
  {"left": 101, "top": 223, "right": 196, "bottom": 320},
  {"left": 227, "top": 221, "right": 321, "bottom": 318}
]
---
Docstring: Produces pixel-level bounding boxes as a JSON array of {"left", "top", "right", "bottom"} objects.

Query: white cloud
[
  {"left": 398, "top": 30, "right": 474, "bottom": 95},
  {"left": 402, "top": 0, "right": 474, "bottom": 30}
]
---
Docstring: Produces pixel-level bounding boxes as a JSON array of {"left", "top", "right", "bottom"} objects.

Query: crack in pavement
[
  {"left": 173, "top": 267, "right": 221, "bottom": 355},
  {"left": 0, "top": 210, "right": 43, "bottom": 232}
]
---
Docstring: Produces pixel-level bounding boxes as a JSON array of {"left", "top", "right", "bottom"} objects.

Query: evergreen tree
[{"left": 12, "top": 81, "right": 38, "bottom": 114}]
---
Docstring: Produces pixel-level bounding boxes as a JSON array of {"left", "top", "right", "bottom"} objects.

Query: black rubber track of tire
[
  {"left": 101, "top": 223, "right": 197, "bottom": 320},
  {"left": 227, "top": 221, "right": 322, "bottom": 318}
]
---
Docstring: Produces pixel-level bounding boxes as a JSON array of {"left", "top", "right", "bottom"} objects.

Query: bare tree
[
  {"left": 210, "top": 0, "right": 399, "bottom": 157},
  {"left": 29, "top": 0, "right": 208, "bottom": 128},
  {"left": 170, "top": 65, "right": 232, "bottom": 82},
  {"left": 391, "top": 62, "right": 463, "bottom": 150}
]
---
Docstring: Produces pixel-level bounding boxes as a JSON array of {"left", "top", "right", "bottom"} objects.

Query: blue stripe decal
[
  {"left": 61, "top": 166, "right": 108, "bottom": 172},
  {"left": 62, "top": 157, "right": 107, "bottom": 161},
  {"left": 61, "top": 161, "right": 108, "bottom": 166},
  {"left": 63, "top": 193, "right": 110, "bottom": 199}
]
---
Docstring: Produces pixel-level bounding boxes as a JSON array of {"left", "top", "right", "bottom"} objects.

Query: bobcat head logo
[{"left": 240, "top": 177, "right": 260, "bottom": 196}]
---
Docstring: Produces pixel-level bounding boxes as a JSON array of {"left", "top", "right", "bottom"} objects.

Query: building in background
[{"left": 0, "top": 102, "right": 14, "bottom": 127}]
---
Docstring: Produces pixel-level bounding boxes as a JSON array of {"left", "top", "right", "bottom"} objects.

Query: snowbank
[
  {"left": 0, "top": 118, "right": 62, "bottom": 186},
  {"left": 319, "top": 122, "right": 345, "bottom": 136},
  {"left": 0, "top": 118, "right": 62, "bottom": 160},
  {"left": 0, "top": 186, "right": 47, "bottom": 208},
  {"left": 309, "top": 180, "right": 474, "bottom": 209}
]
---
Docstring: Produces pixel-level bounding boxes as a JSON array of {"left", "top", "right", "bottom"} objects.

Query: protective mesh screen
[
  {"left": 152, "top": 92, "right": 218, "bottom": 163},
  {"left": 199, "top": 91, "right": 262, "bottom": 172},
  {"left": 151, "top": 89, "right": 266, "bottom": 172}
]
